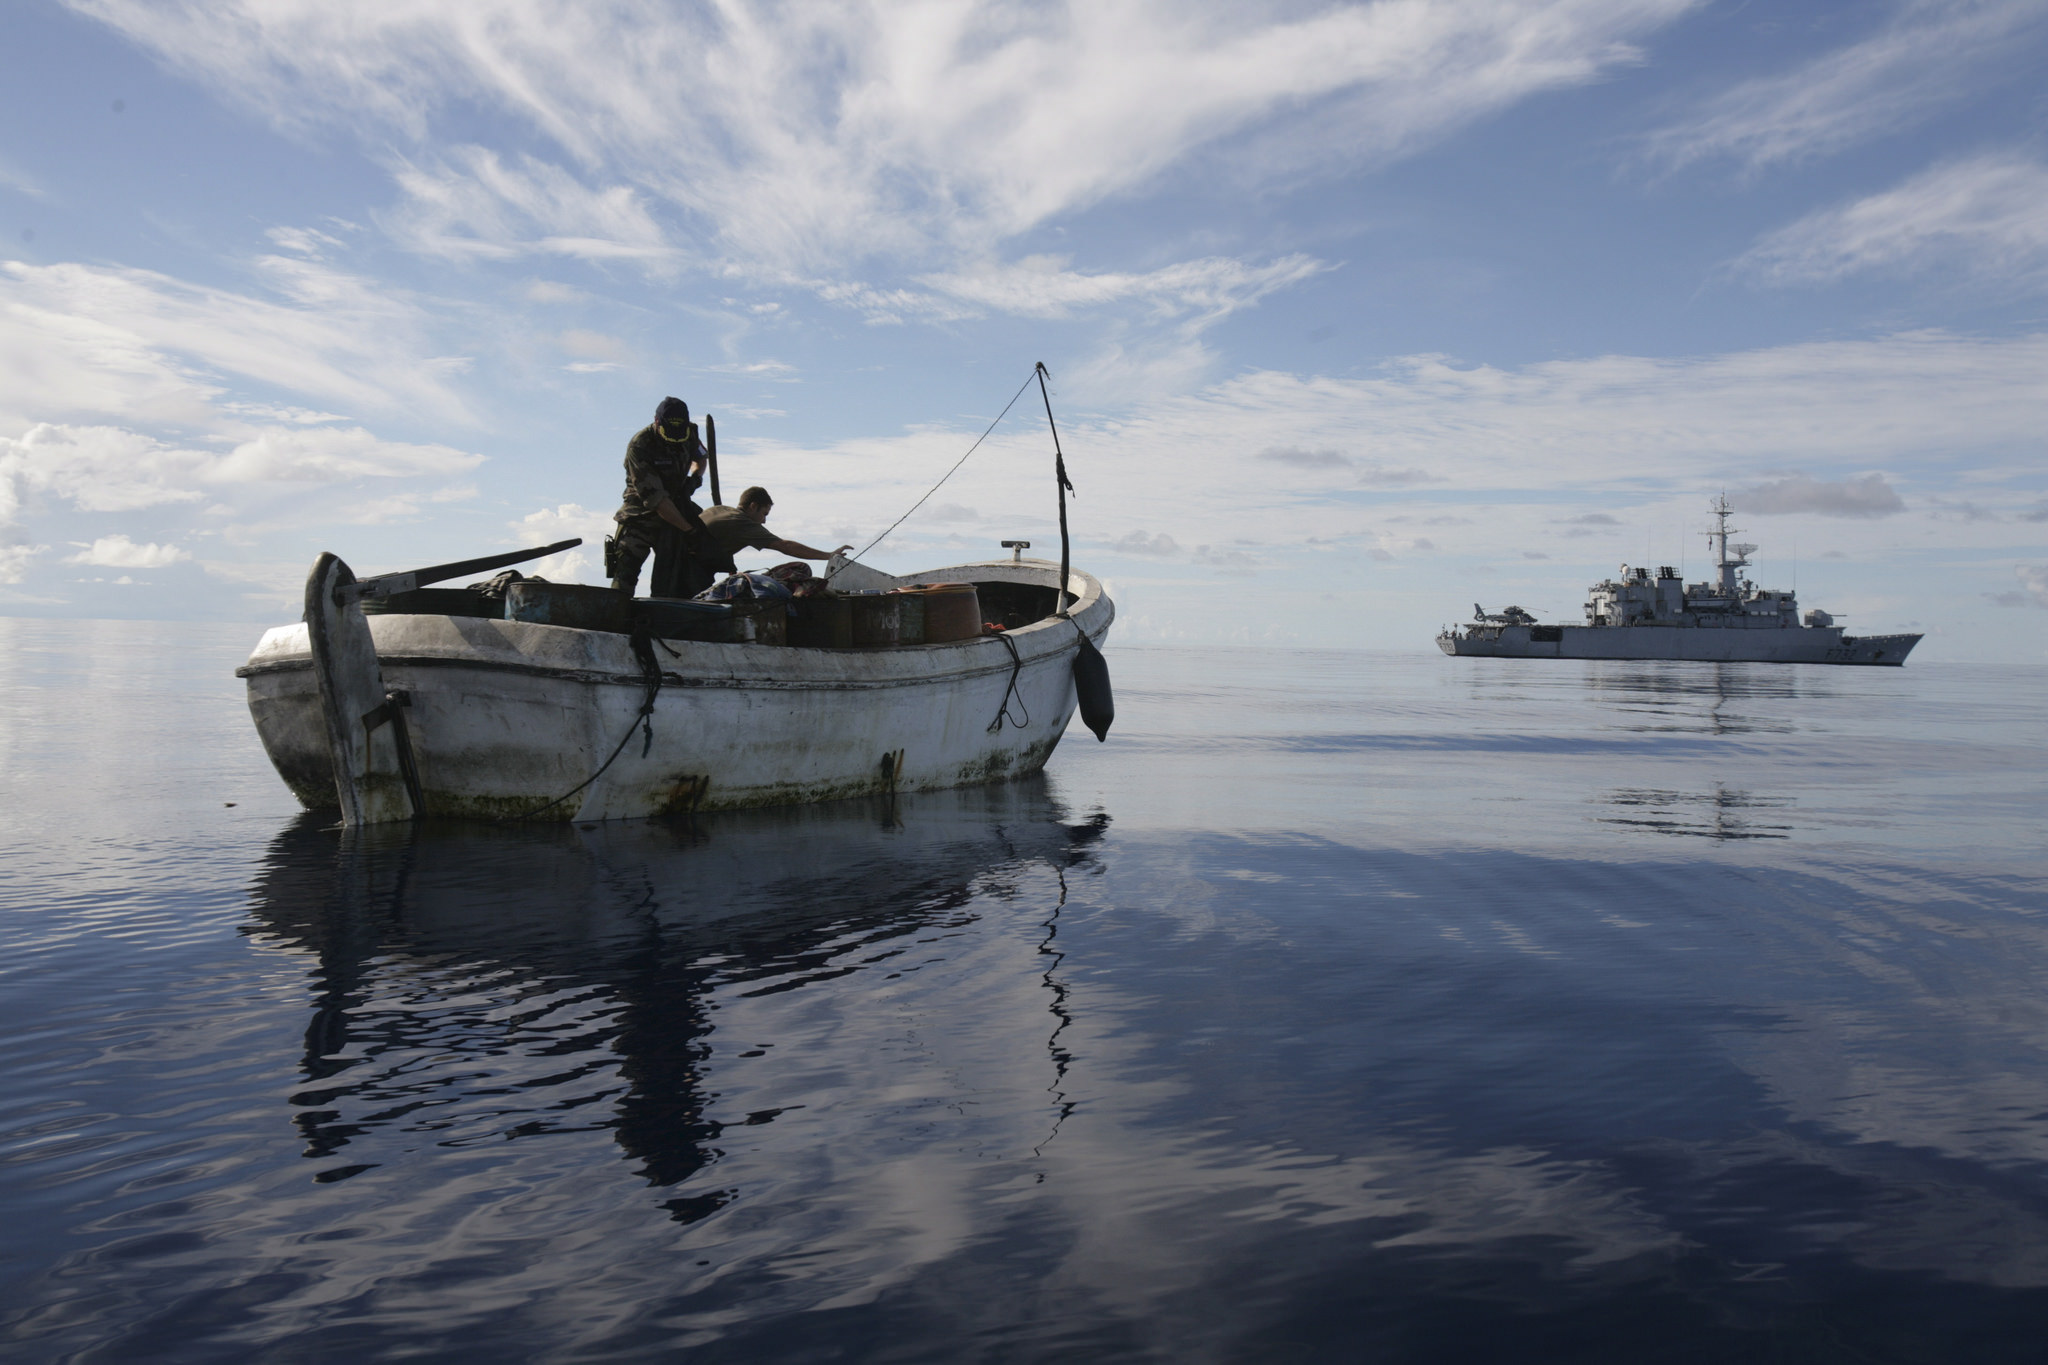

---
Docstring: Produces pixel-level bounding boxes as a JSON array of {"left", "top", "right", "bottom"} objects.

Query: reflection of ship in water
[
  {"left": 245, "top": 780, "right": 1108, "bottom": 1219},
  {"left": 1598, "top": 785, "right": 1793, "bottom": 840},
  {"left": 1582, "top": 663, "right": 1800, "bottom": 837},
  {"left": 1585, "top": 658, "right": 1831, "bottom": 737}
]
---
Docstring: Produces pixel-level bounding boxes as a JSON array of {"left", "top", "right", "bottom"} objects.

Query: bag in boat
[{"left": 696, "top": 571, "right": 795, "bottom": 604}]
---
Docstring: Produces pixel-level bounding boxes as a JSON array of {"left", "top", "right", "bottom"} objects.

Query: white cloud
[
  {"left": 265, "top": 224, "right": 348, "bottom": 258},
  {"left": 1256, "top": 445, "right": 1434, "bottom": 485},
  {"left": 511, "top": 503, "right": 614, "bottom": 582},
  {"left": 559, "top": 328, "right": 631, "bottom": 369},
  {"left": 2018, "top": 565, "right": 2048, "bottom": 609},
  {"left": 219, "top": 401, "right": 349, "bottom": 425},
  {"left": 67, "top": 534, "right": 190, "bottom": 568},
  {"left": 1, "top": 422, "right": 482, "bottom": 527},
  {"left": 701, "top": 359, "right": 799, "bottom": 379},
  {"left": 1736, "top": 154, "right": 2048, "bottom": 290},
  {"left": 557, "top": 329, "right": 629, "bottom": 364},
  {"left": 0, "top": 154, "right": 48, "bottom": 200},
  {"left": 733, "top": 330, "right": 2048, "bottom": 563},
  {"left": 0, "top": 540, "right": 46, "bottom": 584},
  {"left": 1259, "top": 446, "right": 1352, "bottom": 471},
  {"left": 1989, "top": 565, "right": 2048, "bottom": 609},
  {"left": 1192, "top": 544, "right": 1259, "bottom": 569},
  {"left": 197, "top": 557, "right": 305, "bottom": 593},
  {"left": 1, "top": 424, "right": 206, "bottom": 516},
  {"left": 337, "top": 483, "right": 479, "bottom": 525},
  {"left": 0, "top": 256, "right": 473, "bottom": 430},
  {"left": 1645, "top": 0, "right": 2048, "bottom": 171},
  {"left": 209, "top": 427, "right": 482, "bottom": 483},
  {"left": 804, "top": 251, "right": 1324, "bottom": 329},
  {"left": 0, "top": 247, "right": 490, "bottom": 580},
  {"left": 384, "top": 148, "right": 677, "bottom": 267},
  {"left": 1111, "top": 530, "right": 1181, "bottom": 557},
  {"left": 920, "top": 253, "right": 1327, "bottom": 322},
  {"left": 70, "top": 0, "right": 1696, "bottom": 270},
  {"left": 1735, "top": 473, "right": 1906, "bottom": 519},
  {"left": 523, "top": 280, "right": 586, "bottom": 304},
  {"left": 1064, "top": 334, "right": 1222, "bottom": 404}
]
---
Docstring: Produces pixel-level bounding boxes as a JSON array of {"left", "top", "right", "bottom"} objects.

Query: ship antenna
[{"left": 1705, "top": 492, "right": 1744, "bottom": 595}]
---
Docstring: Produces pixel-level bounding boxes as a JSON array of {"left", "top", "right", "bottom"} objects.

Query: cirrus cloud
[
  {"left": 1645, "top": 0, "right": 2048, "bottom": 172},
  {"left": 69, "top": 0, "right": 1698, "bottom": 272},
  {"left": 1735, "top": 154, "right": 2048, "bottom": 291}
]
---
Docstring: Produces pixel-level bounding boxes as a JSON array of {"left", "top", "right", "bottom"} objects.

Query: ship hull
[
  {"left": 238, "top": 560, "right": 1113, "bottom": 821},
  {"left": 1437, "top": 624, "right": 1920, "bottom": 665}
]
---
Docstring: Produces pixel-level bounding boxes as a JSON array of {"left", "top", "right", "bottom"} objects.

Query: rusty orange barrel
[{"left": 897, "top": 583, "right": 981, "bottom": 643}]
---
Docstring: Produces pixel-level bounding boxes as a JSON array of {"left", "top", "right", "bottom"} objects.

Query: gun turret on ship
[{"left": 1437, "top": 498, "right": 1921, "bottom": 666}]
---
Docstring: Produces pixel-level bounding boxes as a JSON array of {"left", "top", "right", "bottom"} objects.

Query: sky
[{"left": 2, "top": 0, "right": 2045, "bottom": 659}]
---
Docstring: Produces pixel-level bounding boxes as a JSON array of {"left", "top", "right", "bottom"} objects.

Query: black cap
[{"left": 654, "top": 396, "right": 690, "bottom": 427}]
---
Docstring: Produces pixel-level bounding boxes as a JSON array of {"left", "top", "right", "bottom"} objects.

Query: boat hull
[
  {"left": 240, "top": 561, "right": 1112, "bottom": 820},
  {"left": 1436, "top": 623, "right": 1920, "bottom": 665}
]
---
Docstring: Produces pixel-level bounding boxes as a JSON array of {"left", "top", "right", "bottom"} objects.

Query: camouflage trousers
[{"left": 608, "top": 513, "right": 715, "bottom": 598}]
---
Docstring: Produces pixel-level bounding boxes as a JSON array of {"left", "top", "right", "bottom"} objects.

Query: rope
[
  {"left": 846, "top": 369, "right": 1038, "bottom": 565},
  {"left": 985, "top": 628, "right": 1031, "bottom": 733},
  {"left": 511, "top": 633, "right": 664, "bottom": 822}
]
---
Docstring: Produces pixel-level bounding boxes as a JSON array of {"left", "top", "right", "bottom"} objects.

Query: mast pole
[
  {"left": 1708, "top": 493, "right": 1740, "bottom": 594},
  {"left": 706, "top": 414, "right": 721, "bottom": 507},
  {"left": 1034, "top": 362, "right": 1075, "bottom": 617}
]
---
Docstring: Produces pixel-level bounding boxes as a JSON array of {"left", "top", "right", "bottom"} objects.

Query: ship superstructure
[{"left": 1438, "top": 498, "right": 1921, "bottom": 665}]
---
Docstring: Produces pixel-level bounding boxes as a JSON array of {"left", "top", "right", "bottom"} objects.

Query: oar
[
  {"left": 706, "top": 413, "right": 722, "bottom": 506},
  {"left": 336, "top": 538, "right": 583, "bottom": 603}
]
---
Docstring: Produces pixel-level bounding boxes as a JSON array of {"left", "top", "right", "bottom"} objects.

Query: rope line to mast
[{"left": 845, "top": 368, "right": 1038, "bottom": 565}]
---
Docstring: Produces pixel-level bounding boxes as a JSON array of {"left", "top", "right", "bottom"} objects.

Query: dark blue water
[{"left": 4, "top": 617, "right": 2046, "bottom": 1362}]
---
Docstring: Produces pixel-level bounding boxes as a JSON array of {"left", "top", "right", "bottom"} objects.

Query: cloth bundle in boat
[
  {"left": 696, "top": 571, "right": 795, "bottom": 604},
  {"left": 468, "top": 569, "right": 541, "bottom": 598}
]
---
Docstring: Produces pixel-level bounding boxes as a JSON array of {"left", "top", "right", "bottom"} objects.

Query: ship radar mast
[{"left": 1704, "top": 495, "right": 1750, "bottom": 594}]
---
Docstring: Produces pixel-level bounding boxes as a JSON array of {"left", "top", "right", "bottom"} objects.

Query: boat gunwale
[
  {"left": 236, "top": 630, "right": 1106, "bottom": 691},
  {"left": 238, "top": 559, "right": 1111, "bottom": 687}
]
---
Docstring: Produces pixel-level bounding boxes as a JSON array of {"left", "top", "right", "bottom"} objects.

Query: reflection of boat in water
[
  {"left": 1599, "top": 786, "right": 1793, "bottom": 841},
  {"left": 237, "top": 550, "right": 1115, "bottom": 825},
  {"left": 245, "top": 781, "right": 1107, "bottom": 1218},
  {"left": 1439, "top": 498, "right": 1921, "bottom": 665}
]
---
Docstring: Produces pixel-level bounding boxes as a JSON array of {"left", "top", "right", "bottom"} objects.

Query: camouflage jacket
[{"left": 615, "top": 423, "right": 703, "bottom": 526}]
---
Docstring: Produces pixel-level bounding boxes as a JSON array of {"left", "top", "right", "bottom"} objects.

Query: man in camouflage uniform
[{"left": 607, "top": 395, "right": 710, "bottom": 597}]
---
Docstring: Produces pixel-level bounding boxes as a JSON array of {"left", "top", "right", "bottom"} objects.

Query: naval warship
[{"left": 1437, "top": 498, "right": 1922, "bottom": 666}]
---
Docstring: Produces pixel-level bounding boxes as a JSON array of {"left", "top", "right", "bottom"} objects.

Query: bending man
[
  {"left": 697, "top": 486, "right": 852, "bottom": 577},
  {"left": 608, "top": 396, "right": 708, "bottom": 597}
]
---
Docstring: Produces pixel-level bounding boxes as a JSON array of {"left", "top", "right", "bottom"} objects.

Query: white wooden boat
[{"left": 237, "top": 548, "right": 1114, "bottom": 825}]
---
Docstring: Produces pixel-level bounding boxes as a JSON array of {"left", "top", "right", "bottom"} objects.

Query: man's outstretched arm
[{"left": 769, "top": 537, "right": 854, "bottom": 561}]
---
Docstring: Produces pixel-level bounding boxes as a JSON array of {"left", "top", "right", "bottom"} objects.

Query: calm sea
[{"left": 3, "top": 617, "right": 2046, "bottom": 1363}]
